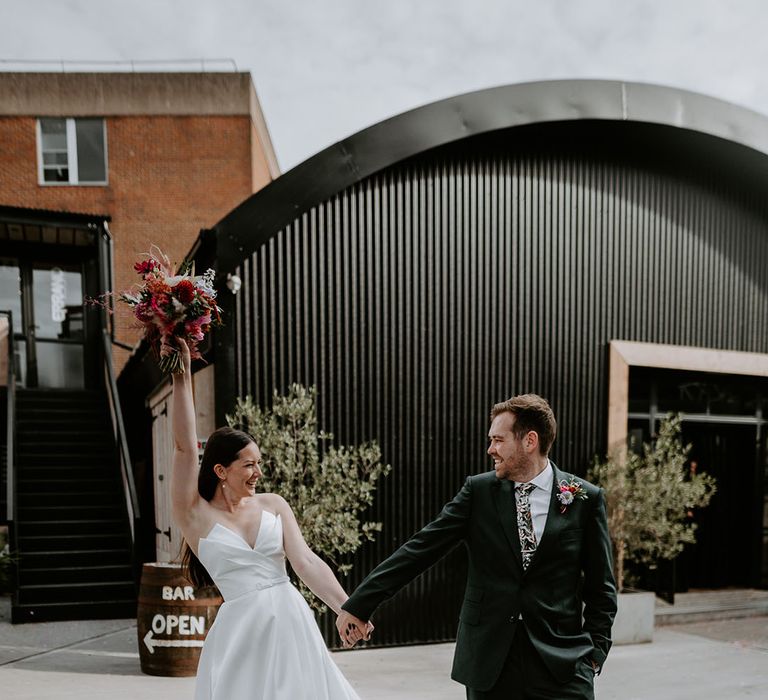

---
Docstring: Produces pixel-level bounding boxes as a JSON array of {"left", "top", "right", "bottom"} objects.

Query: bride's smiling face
[{"left": 219, "top": 442, "right": 263, "bottom": 496}]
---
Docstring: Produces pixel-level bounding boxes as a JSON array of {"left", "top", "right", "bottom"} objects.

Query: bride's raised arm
[{"left": 170, "top": 339, "right": 202, "bottom": 527}]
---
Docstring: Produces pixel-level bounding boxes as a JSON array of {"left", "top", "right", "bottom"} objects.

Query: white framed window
[{"left": 37, "top": 117, "right": 108, "bottom": 185}]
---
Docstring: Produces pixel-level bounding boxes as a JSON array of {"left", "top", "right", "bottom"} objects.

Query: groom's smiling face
[{"left": 487, "top": 412, "right": 534, "bottom": 481}]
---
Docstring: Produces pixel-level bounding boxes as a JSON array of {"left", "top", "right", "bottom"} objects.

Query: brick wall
[{"left": 0, "top": 114, "right": 254, "bottom": 371}]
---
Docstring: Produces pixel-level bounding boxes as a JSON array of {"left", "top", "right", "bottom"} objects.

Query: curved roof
[{"left": 214, "top": 79, "right": 768, "bottom": 269}]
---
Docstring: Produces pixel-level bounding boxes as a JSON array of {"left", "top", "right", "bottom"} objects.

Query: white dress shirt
[{"left": 515, "top": 461, "right": 553, "bottom": 544}]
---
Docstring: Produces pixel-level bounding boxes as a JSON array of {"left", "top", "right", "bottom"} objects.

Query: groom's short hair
[{"left": 490, "top": 394, "right": 557, "bottom": 455}]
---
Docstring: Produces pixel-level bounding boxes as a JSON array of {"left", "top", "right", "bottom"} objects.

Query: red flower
[
  {"left": 134, "top": 259, "right": 157, "bottom": 275},
  {"left": 173, "top": 279, "right": 196, "bottom": 304}
]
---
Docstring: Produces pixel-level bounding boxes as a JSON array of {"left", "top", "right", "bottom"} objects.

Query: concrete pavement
[{"left": 1, "top": 601, "right": 766, "bottom": 699}]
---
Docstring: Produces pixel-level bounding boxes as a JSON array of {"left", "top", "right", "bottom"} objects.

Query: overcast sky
[{"left": 2, "top": 0, "right": 768, "bottom": 171}]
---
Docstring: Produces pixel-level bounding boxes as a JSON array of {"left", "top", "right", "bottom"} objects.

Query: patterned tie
[{"left": 515, "top": 482, "right": 537, "bottom": 571}]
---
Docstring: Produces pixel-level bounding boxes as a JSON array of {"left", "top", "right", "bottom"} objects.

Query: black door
[{"left": 677, "top": 422, "right": 761, "bottom": 589}]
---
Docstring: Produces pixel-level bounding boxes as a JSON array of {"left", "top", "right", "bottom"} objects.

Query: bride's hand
[
  {"left": 176, "top": 337, "right": 192, "bottom": 376},
  {"left": 336, "top": 610, "right": 369, "bottom": 648}
]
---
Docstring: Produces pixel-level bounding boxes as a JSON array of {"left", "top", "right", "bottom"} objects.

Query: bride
[{"left": 170, "top": 339, "right": 372, "bottom": 699}]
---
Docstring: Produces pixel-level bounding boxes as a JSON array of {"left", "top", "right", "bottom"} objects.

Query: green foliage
[
  {"left": 227, "top": 384, "right": 391, "bottom": 611},
  {"left": 588, "top": 414, "right": 717, "bottom": 591}
]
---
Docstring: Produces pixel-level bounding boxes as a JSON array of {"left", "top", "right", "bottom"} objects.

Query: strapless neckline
[{"left": 201, "top": 510, "right": 280, "bottom": 551}]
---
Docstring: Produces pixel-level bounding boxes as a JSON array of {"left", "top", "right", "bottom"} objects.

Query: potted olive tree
[{"left": 588, "top": 414, "right": 716, "bottom": 644}]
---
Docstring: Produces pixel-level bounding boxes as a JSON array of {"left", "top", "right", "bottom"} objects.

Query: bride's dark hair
[{"left": 181, "top": 426, "right": 257, "bottom": 588}]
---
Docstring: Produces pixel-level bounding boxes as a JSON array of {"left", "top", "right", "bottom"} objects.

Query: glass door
[
  {"left": 26, "top": 262, "right": 85, "bottom": 389},
  {"left": 0, "top": 258, "right": 25, "bottom": 385}
]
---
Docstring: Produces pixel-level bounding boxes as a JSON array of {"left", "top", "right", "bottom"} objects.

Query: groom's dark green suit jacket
[{"left": 342, "top": 465, "right": 617, "bottom": 692}]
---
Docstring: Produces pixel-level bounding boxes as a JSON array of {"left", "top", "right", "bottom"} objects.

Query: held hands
[{"left": 336, "top": 610, "right": 374, "bottom": 648}]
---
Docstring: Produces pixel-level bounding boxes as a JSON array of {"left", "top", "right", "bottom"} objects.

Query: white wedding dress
[{"left": 195, "top": 510, "right": 361, "bottom": 699}]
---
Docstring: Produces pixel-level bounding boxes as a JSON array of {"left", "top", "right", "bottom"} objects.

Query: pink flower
[
  {"left": 185, "top": 320, "right": 205, "bottom": 341},
  {"left": 150, "top": 293, "right": 172, "bottom": 321},
  {"left": 134, "top": 301, "right": 153, "bottom": 323}
]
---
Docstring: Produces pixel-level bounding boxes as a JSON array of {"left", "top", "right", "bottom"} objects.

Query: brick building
[
  {"left": 0, "top": 71, "right": 278, "bottom": 377},
  {"left": 0, "top": 72, "right": 277, "bottom": 621}
]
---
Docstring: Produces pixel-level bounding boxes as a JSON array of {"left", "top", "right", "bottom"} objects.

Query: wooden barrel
[{"left": 137, "top": 562, "right": 223, "bottom": 677}]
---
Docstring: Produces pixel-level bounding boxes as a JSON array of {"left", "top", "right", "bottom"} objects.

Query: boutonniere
[{"left": 556, "top": 478, "right": 588, "bottom": 513}]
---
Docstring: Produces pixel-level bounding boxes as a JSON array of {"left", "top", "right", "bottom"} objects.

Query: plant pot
[{"left": 612, "top": 590, "right": 655, "bottom": 644}]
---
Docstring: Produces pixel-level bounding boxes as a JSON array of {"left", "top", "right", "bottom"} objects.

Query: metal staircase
[{"left": 12, "top": 388, "right": 136, "bottom": 622}]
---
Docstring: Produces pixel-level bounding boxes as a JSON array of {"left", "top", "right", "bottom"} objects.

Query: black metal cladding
[{"left": 230, "top": 121, "right": 768, "bottom": 646}]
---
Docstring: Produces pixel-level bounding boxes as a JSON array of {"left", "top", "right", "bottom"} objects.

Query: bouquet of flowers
[{"left": 116, "top": 247, "right": 222, "bottom": 374}]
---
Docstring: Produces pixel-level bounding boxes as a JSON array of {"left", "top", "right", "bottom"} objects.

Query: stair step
[
  {"left": 19, "top": 466, "right": 114, "bottom": 479},
  {"left": 17, "top": 478, "right": 117, "bottom": 494},
  {"left": 21, "top": 548, "right": 133, "bottom": 568},
  {"left": 17, "top": 504, "right": 123, "bottom": 520},
  {"left": 16, "top": 403, "right": 106, "bottom": 411},
  {"left": 18, "top": 492, "right": 123, "bottom": 507},
  {"left": 18, "top": 580, "right": 136, "bottom": 604},
  {"left": 16, "top": 401, "right": 105, "bottom": 412},
  {"left": 19, "top": 533, "right": 129, "bottom": 552},
  {"left": 17, "top": 453, "right": 115, "bottom": 463},
  {"left": 19, "top": 519, "right": 126, "bottom": 536},
  {"left": 17, "top": 453, "right": 116, "bottom": 465},
  {"left": 656, "top": 601, "right": 768, "bottom": 625},
  {"left": 11, "top": 599, "right": 136, "bottom": 623},
  {"left": 15, "top": 407, "right": 107, "bottom": 419},
  {"left": 17, "top": 437, "right": 115, "bottom": 448},
  {"left": 17, "top": 392, "right": 101, "bottom": 404},
  {"left": 19, "top": 564, "right": 135, "bottom": 586},
  {"left": 16, "top": 426, "right": 112, "bottom": 436}
]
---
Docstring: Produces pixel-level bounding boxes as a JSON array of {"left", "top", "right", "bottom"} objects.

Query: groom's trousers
[{"left": 466, "top": 623, "right": 595, "bottom": 700}]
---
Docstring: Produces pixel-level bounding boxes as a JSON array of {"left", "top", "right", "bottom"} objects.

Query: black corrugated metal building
[{"left": 165, "top": 80, "right": 768, "bottom": 645}]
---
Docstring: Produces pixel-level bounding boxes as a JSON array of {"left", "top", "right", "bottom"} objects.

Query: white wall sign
[{"left": 50, "top": 267, "right": 66, "bottom": 322}]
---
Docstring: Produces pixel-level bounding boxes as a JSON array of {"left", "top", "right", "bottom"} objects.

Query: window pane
[
  {"left": 0, "top": 260, "right": 23, "bottom": 333},
  {"left": 75, "top": 118, "right": 106, "bottom": 182},
  {"left": 43, "top": 152, "right": 69, "bottom": 166},
  {"left": 36, "top": 341, "right": 84, "bottom": 389},
  {"left": 43, "top": 166, "right": 69, "bottom": 182},
  {"left": 40, "top": 118, "right": 67, "bottom": 150},
  {"left": 32, "top": 266, "right": 83, "bottom": 340}
]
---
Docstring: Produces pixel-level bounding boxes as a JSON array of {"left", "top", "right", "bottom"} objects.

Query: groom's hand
[{"left": 336, "top": 610, "right": 371, "bottom": 648}]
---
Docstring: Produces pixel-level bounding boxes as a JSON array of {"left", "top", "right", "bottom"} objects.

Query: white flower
[
  {"left": 119, "top": 292, "right": 141, "bottom": 304},
  {"left": 557, "top": 490, "right": 574, "bottom": 506},
  {"left": 194, "top": 269, "right": 217, "bottom": 297}
]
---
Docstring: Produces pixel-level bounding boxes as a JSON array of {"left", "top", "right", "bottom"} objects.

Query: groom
[{"left": 337, "top": 394, "right": 617, "bottom": 699}]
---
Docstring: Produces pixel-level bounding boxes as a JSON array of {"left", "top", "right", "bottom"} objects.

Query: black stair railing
[
  {"left": 101, "top": 329, "right": 141, "bottom": 579},
  {"left": 1, "top": 310, "right": 18, "bottom": 607},
  {"left": 96, "top": 223, "right": 141, "bottom": 581}
]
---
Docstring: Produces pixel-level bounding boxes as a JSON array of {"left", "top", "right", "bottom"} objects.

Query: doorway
[
  {"left": 628, "top": 367, "right": 766, "bottom": 590},
  {"left": 680, "top": 422, "right": 758, "bottom": 588},
  {"left": 0, "top": 257, "right": 86, "bottom": 389}
]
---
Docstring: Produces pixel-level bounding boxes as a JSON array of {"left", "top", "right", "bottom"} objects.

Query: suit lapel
[{"left": 492, "top": 478, "right": 522, "bottom": 566}]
